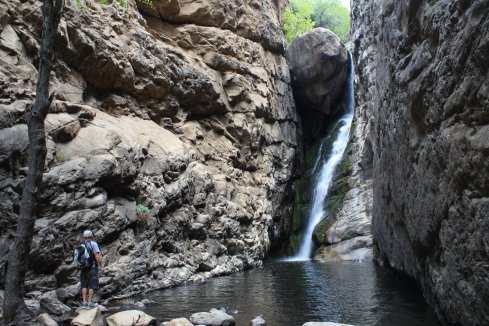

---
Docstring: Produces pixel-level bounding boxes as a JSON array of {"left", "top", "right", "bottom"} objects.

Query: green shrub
[
  {"left": 283, "top": 2, "right": 315, "bottom": 44},
  {"left": 74, "top": 0, "right": 85, "bottom": 10},
  {"left": 283, "top": 0, "right": 351, "bottom": 43},
  {"left": 55, "top": 148, "right": 71, "bottom": 162},
  {"left": 137, "top": 0, "right": 154, "bottom": 8},
  {"left": 136, "top": 203, "right": 150, "bottom": 217},
  {"left": 308, "top": 0, "right": 350, "bottom": 42},
  {"left": 114, "top": 0, "right": 129, "bottom": 11}
]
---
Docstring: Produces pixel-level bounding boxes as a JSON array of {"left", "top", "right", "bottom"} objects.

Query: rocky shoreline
[{"left": 30, "top": 303, "right": 354, "bottom": 326}]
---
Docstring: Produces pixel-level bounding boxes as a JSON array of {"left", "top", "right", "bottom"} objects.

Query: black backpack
[{"left": 74, "top": 241, "right": 94, "bottom": 270}]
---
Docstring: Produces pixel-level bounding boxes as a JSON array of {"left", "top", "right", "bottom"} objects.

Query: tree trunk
[{"left": 3, "top": 0, "right": 63, "bottom": 324}]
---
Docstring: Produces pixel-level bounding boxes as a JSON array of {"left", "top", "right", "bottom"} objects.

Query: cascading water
[{"left": 291, "top": 53, "right": 355, "bottom": 261}]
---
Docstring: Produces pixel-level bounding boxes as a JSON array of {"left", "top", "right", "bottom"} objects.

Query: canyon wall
[
  {"left": 0, "top": 0, "right": 298, "bottom": 305},
  {"left": 352, "top": 0, "right": 489, "bottom": 324}
]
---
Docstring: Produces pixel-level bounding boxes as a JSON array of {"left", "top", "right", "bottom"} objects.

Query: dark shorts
[{"left": 80, "top": 266, "right": 99, "bottom": 289}]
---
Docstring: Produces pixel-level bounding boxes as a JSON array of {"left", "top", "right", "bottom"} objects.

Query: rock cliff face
[
  {"left": 0, "top": 0, "right": 297, "bottom": 302},
  {"left": 352, "top": 0, "right": 489, "bottom": 324}
]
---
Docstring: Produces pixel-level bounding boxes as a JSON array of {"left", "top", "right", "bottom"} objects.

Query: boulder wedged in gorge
[
  {"left": 352, "top": 0, "right": 489, "bottom": 324},
  {"left": 0, "top": 0, "right": 297, "bottom": 301},
  {"left": 286, "top": 28, "right": 348, "bottom": 139}
]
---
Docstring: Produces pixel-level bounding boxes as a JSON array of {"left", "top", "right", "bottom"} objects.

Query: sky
[{"left": 340, "top": 0, "right": 350, "bottom": 9}]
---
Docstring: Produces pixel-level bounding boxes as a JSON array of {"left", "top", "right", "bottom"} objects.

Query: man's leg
[
  {"left": 82, "top": 288, "right": 87, "bottom": 304},
  {"left": 87, "top": 288, "right": 94, "bottom": 304}
]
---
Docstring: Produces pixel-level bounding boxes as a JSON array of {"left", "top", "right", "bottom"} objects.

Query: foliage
[
  {"left": 283, "top": 2, "right": 315, "bottom": 44},
  {"left": 114, "top": 0, "right": 129, "bottom": 10},
  {"left": 307, "top": 0, "right": 350, "bottom": 42},
  {"left": 284, "top": 0, "right": 350, "bottom": 43},
  {"left": 137, "top": 0, "right": 154, "bottom": 8},
  {"left": 55, "top": 148, "right": 70, "bottom": 162},
  {"left": 136, "top": 203, "right": 150, "bottom": 217},
  {"left": 74, "top": 0, "right": 85, "bottom": 10}
]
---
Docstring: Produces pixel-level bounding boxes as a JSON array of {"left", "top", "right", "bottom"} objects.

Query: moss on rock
[
  {"left": 287, "top": 118, "right": 353, "bottom": 255},
  {"left": 312, "top": 122, "right": 354, "bottom": 246}
]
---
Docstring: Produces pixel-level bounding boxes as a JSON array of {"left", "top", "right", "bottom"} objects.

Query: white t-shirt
[
  {"left": 84, "top": 240, "right": 100, "bottom": 267},
  {"left": 85, "top": 240, "right": 100, "bottom": 253}
]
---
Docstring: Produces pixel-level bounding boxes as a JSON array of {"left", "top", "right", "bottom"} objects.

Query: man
[{"left": 80, "top": 229, "right": 104, "bottom": 308}]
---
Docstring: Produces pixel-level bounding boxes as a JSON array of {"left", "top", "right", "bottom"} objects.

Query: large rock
[
  {"left": 71, "top": 306, "right": 104, "bottom": 326},
  {"left": 0, "top": 124, "right": 28, "bottom": 163},
  {"left": 351, "top": 0, "right": 489, "bottom": 324},
  {"left": 161, "top": 318, "right": 193, "bottom": 326},
  {"left": 189, "top": 308, "right": 235, "bottom": 326},
  {"left": 250, "top": 316, "right": 266, "bottom": 326},
  {"left": 40, "top": 291, "right": 71, "bottom": 316},
  {"left": 0, "top": 0, "right": 297, "bottom": 302},
  {"left": 106, "top": 310, "right": 156, "bottom": 326},
  {"left": 286, "top": 28, "right": 348, "bottom": 117},
  {"left": 37, "top": 313, "right": 59, "bottom": 326}
]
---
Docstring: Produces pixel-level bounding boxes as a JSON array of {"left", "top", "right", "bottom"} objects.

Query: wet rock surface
[
  {"left": 313, "top": 108, "right": 374, "bottom": 263},
  {"left": 352, "top": 0, "right": 489, "bottom": 324},
  {"left": 189, "top": 308, "right": 235, "bottom": 326},
  {"left": 0, "top": 0, "right": 297, "bottom": 303}
]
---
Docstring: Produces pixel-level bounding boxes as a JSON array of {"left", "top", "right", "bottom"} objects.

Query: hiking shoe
[
  {"left": 87, "top": 303, "right": 98, "bottom": 308},
  {"left": 80, "top": 303, "right": 88, "bottom": 309}
]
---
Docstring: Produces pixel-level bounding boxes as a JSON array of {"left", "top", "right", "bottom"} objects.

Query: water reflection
[{"left": 140, "top": 261, "right": 439, "bottom": 325}]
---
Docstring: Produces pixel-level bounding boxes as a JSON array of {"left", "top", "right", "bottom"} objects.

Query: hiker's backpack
[{"left": 74, "top": 241, "right": 94, "bottom": 270}]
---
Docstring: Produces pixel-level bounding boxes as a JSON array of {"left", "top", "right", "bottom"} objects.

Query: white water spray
[{"left": 289, "top": 53, "right": 354, "bottom": 261}]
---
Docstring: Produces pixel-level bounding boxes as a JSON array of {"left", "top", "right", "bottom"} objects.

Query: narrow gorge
[{"left": 0, "top": 0, "right": 487, "bottom": 325}]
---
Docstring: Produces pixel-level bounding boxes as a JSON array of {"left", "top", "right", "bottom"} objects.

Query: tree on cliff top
[
  {"left": 283, "top": 1, "right": 315, "bottom": 44},
  {"left": 283, "top": 0, "right": 350, "bottom": 43},
  {"left": 3, "top": 0, "right": 63, "bottom": 324}
]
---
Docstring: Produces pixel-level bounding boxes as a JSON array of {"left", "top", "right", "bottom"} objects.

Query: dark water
[{"left": 133, "top": 261, "right": 439, "bottom": 325}]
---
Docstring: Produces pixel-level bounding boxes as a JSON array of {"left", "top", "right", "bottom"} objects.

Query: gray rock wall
[
  {"left": 352, "top": 0, "right": 489, "bottom": 324},
  {"left": 0, "top": 0, "right": 297, "bottom": 301}
]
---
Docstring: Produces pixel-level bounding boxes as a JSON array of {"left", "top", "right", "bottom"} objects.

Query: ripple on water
[{"left": 136, "top": 261, "right": 439, "bottom": 325}]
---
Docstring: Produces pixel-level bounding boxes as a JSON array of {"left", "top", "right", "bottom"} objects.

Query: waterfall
[{"left": 291, "top": 53, "right": 354, "bottom": 261}]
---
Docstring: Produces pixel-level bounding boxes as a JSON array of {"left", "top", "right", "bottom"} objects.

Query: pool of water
[{"left": 135, "top": 261, "right": 439, "bottom": 325}]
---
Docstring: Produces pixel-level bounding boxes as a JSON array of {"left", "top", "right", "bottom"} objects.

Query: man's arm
[{"left": 94, "top": 252, "right": 104, "bottom": 273}]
